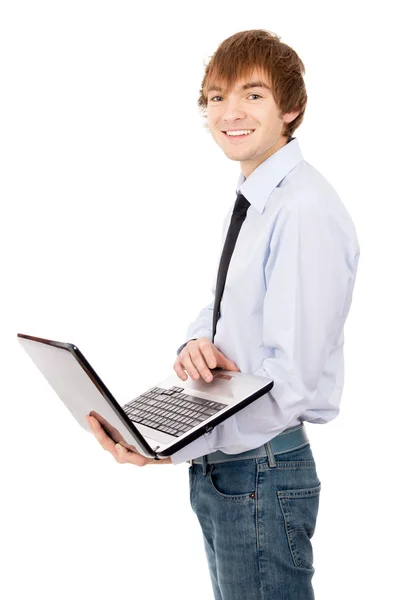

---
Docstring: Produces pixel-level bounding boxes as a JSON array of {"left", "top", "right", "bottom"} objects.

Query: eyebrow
[{"left": 208, "top": 81, "right": 272, "bottom": 93}]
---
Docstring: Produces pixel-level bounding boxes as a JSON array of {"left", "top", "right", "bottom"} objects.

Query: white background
[{"left": 1, "top": 1, "right": 396, "bottom": 598}]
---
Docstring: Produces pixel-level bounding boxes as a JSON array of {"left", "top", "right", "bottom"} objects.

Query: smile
[{"left": 222, "top": 129, "right": 255, "bottom": 140}]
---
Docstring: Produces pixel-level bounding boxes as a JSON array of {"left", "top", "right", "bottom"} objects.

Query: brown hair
[{"left": 198, "top": 29, "right": 307, "bottom": 139}]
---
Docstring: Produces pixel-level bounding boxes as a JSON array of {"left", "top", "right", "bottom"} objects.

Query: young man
[{"left": 87, "top": 29, "right": 360, "bottom": 600}]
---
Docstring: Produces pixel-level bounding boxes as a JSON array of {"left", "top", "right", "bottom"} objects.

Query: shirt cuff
[
  {"left": 176, "top": 332, "right": 212, "bottom": 356},
  {"left": 169, "top": 433, "right": 212, "bottom": 465},
  {"left": 176, "top": 339, "right": 196, "bottom": 356}
]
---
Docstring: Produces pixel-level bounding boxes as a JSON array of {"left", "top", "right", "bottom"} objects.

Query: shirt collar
[{"left": 236, "top": 137, "right": 304, "bottom": 214}]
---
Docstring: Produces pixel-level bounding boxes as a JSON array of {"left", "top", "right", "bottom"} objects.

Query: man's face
[{"left": 206, "top": 68, "right": 299, "bottom": 177}]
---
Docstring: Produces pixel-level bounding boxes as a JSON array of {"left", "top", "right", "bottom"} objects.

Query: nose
[{"left": 221, "top": 97, "right": 246, "bottom": 125}]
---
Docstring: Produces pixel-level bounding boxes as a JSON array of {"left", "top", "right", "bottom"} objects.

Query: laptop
[{"left": 17, "top": 333, "right": 274, "bottom": 460}]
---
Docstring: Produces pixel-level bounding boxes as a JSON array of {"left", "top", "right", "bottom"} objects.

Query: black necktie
[{"left": 212, "top": 192, "right": 251, "bottom": 342}]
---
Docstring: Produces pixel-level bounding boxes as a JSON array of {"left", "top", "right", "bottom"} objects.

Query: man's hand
[
  {"left": 85, "top": 415, "right": 172, "bottom": 466},
  {"left": 174, "top": 337, "right": 240, "bottom": 383}
]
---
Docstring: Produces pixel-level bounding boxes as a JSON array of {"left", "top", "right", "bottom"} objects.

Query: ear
[{"left": 283, "top": 109, "right": 300, "bottom": 124}]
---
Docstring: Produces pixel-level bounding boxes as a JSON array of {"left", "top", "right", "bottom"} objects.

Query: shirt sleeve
[
  {"left": 182, "top": 196, "right": 360, "bottom": 455},
  {"left": 257, "top": 197, "right": 360, "bottom": 411}
]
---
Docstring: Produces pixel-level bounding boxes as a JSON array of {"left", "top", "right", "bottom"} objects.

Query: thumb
[
  {"left": 215, "top": 349, "right": 240, "bottom": 371},
  {"left": 115, "top": 444, "right": 128, "bottom": 457},
  {"left": 225, "top": 360, "right": 240, "bottom": 371}
]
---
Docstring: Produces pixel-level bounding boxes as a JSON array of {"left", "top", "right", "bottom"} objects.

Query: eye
[{"left": 209, "top": 93, "right": 262, "bottom": 103}]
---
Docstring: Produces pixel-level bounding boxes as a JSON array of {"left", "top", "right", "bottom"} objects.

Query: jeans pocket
[
  {"left": 277, "top": 482, "right": 321, "bottom": 570},
  {"left": 208, "top": 461, "right": 257, "bottom": 501}
]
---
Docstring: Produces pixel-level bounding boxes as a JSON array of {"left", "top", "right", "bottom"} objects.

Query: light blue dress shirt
[{"left": 170, "top": 137, "right": 360, "bottom": 465}]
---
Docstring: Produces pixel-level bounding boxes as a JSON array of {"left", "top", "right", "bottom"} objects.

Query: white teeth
[{"left": 225, "top": 129, "right": 254, "bottom": 136}]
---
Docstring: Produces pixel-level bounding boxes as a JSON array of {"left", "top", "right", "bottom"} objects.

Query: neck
[{"left": 240, "top": 134, "right": 289, "bottom": 179}]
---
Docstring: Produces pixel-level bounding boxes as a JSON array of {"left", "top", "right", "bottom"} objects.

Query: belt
[{"left": 188, "top": 423, "right": 309, "bottom": 467}]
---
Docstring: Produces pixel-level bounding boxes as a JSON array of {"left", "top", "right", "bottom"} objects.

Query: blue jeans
[{"left": 188, "top": 442, "right": 321, "bottom": 600}]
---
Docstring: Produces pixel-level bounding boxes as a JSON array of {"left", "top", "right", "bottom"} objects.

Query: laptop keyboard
[{"left": 123, "top": 385, "right": 227, "bottom": 437}]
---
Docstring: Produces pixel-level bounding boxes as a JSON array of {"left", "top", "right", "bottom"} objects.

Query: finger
[
  {"left": 200, "top": 343, "right": 217, "bottom": 370},
  {"left": 189, "top": 346, "right": 215, "bottom": 382},
  {"left": 86, "top": 416, "right": 149, "bottom": 466},
  {"left": 115, "top": 444, "right": 133, "bottom": 463},
  {"left": 178, "top": 351, "right": 201, "bottom": 381},
  {"left": 173, "top": 358, "right": 188, "bottom": 382},
  {"left": 115, "top": 444, "right": 151, "bottom": 467},
  {"left": 87, "top": 415, "right": 118, "bottom": 455},
  {"left": 90, "top": 411, "right": 127, "bottom": 443},
  {"left": 86, "top": 416, "right": 135, "bottom": 453}
]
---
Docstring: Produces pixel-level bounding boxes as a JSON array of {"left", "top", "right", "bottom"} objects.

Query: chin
[
  {"left": 223, "top": 152, "right": 242, "bottom": 161},
  {"left": 223, "top": 149, "right": 254, "bottom": 162}
]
